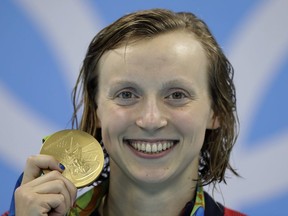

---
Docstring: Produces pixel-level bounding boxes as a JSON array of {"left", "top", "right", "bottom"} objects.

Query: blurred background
[{"left": 1, "top": 0, "right": 287, "bottom": 215}]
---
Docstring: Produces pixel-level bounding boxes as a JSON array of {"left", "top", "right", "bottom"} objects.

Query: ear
[{"left": 206, "top": 110, "right": 220, "bottom": 129}]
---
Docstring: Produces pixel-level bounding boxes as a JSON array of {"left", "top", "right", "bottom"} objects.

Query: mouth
[{"left": 124, "top": 139, "right": 178, "bottom": 154}]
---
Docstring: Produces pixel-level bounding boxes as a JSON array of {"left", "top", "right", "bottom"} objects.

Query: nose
[{"left": 136, "top": 99, "right": 168, "bottom": 131}]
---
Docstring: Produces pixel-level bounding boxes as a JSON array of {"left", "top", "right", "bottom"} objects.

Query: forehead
[
  {"left": 98, "top": 31, "right": 208, "bottom": 85},
  {"left": 98, "top": 31, "right": 207, "bottom": 69}
]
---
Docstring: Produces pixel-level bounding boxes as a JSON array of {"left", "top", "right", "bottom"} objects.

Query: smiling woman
[
  {"left": 95, "top": 31, "right": 215, "bottom": 190},
  {"left": 6, "top": 8, "right": 245, "bottom": 216}
]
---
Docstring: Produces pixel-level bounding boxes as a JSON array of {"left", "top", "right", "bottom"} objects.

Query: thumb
[{"left": 21, "top": 154, "right": 64, "bottom": 185}]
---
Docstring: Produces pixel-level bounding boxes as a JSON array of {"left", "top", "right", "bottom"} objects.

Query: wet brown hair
[{"left": 72, "top": 8, "right": 239, "bottom": 186}]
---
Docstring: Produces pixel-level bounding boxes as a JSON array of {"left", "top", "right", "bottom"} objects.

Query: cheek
[
  {"left": 97, "top": 105, "right": 134, "bottom": 142},
  {"left": 170, "top": 109, "right": 209, "bottom": 134},
  {"left": 170, "top": 108, "right": 211, "bottom": 152}
]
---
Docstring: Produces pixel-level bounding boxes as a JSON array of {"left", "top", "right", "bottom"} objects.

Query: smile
[{"left": 126, "top": 140, "right": 177, "bottom": 154}]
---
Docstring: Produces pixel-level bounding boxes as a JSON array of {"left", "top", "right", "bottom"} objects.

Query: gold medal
[{"left": 40, "top": 129, "right": 104, "bottom": 188}]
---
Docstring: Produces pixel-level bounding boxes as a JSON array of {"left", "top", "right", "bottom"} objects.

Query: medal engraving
[{"left": 40, "top": 130, "right": 104, "bottom": 188}]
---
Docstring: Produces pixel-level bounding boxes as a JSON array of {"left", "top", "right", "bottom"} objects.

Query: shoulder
[{"left": 204, "top": 192, "right": 247, "bottom": 216}]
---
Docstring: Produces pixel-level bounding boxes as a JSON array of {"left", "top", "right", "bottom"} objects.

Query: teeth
[
  {"left": 141, "top": 143, "right": 145, "bottom": 151},
  {"left": 152, "top": 144, "right": 157, "bottom": 153},
  {"left": 163, "top": 142, "right": 167, "bottom": 150},
  {"left": 129, "top": 140, "right": 175, "bottom": 154},
  {"left": 157, "top": 142, "right": 162, "bottom": 152},
  {"left": 146, "top": 144, "right": 151, "bottom": 152}
]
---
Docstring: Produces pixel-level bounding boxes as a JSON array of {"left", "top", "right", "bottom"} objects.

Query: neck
[{"left": 102, "top": 160, "right": 199, "bottom": 216}]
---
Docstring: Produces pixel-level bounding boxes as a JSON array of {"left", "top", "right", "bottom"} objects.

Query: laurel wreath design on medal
[{"left": 40, "top": 130, "right": 104, "bottom": 188}]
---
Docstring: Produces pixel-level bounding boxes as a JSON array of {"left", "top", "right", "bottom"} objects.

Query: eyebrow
[
  {"left": 107, "top": 80, "right": 141, "bottom": 94},
  {"left": 107, "top": 78, "right": 197, "bottom": 95},
  {"left": 109, "top": 80, "right": 139, "bottom": 88},
  {"left": 161, "top": 79, "right": 195, "bottom": 89}
]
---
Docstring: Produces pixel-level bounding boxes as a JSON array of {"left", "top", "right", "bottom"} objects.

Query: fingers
[
  {"left": 28, "top": 178, "right": 71, "bottom": 209},
  {"left": 30, "top": 170, "right": 77, "bottom": 206},
  {"left": 15, "top": 154, "right": 77, "bottom": 216},
  {"left": 22, "top": 154, "right": 64, "bottom": 185},
  {"left": 15, "top": 171, "right": 77, "bottom": 216},
  {"left": 40, "top": 193, "right": 71, "bottom": 216},
  {"left": 37, "top": 194, "right": 67, "bottom": 216},
  {"left": 15, "top": 190, "right": 68, "bottom": 216}
]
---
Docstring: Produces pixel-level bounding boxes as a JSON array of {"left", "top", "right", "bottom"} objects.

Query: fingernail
[{"left": 59, "top": 163, "right": 65, "bottom": 171}]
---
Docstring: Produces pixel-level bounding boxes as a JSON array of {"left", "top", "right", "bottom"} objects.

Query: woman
[{"left": 6, "top": 8, "right": 245, "bottom": 216}]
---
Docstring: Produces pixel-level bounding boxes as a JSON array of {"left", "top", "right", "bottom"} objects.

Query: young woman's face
[{"left": 96, "top": 31, "right": 218, "bottom": 185}]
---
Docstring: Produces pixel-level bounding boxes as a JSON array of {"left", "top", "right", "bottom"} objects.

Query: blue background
[{"left": 1, "top": 1, "right": 287, "bottom": 215}]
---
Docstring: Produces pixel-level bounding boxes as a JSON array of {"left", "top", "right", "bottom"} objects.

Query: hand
[{"left": 15, "top": 155, "right": 77, "bottom": 216}]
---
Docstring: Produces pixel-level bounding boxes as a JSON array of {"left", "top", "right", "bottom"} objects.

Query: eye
[
  {"left": 114, "top": 89, "right": 139, "bottom": 106},
  {"left": 117, "top": 91, "right": 135, "bottom": 99},
  {"left": 169, "top": 91, "right": 187, "bottom": 99},
  {"left": 165, "top": 90, "right": 188, "bottom": 100},
  {"left": 164, "top": 89, "right": 193, "bottom": 106}
]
